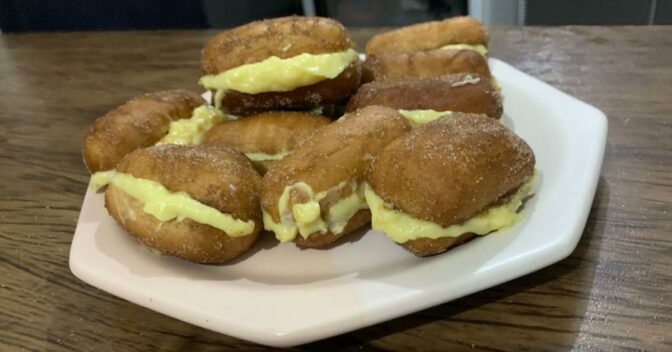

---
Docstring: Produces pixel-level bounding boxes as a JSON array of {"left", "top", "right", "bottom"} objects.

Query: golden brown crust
[
  {"left": 106, "top": 189, "right": 259, "bottom": 264},
  {"left": 202, "top": 111, "right": 331, "bottom": 154},
  {"left": 115, "top": 144, "right": 261, "bottom": 221},
  {"left": 365, "top": 16, "right": 487, "bottom": 56},
  {"left": 401, "top": 233, "right": 475, "bottom": 257},
  {"left": 362, "top": 49, "right": 491, "bottom": 83},
  {"left": 215, "top": 61, "right": 362, "bottom": 115},
  {"left": 367, "top": 113, "right": 535, "bottom": 228},
  {"left": 203, "top": 111, "right": 331, "bottom": 175},
  {"left": 82, "top": 89, "right": 204, "bottom": 173},
  {"left": 261, "top": 106, "right": 412, "bottom": 246},
  {"left": 346, "top": 73, "right": 502, "bottom": 118},
  {"left": 105, "top": 144, "right": 262, "bottom": 263},
  {"left": 202, "top": 16, "right": 355, "bottom": 74},
  {"left": 293, "top": 210, "right": 371, "bottom": 248}
]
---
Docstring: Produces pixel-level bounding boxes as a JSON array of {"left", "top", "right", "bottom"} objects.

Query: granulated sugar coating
[
  {"left": 345, "top": 73, "right": 502, "bottom": 118},
  {"left": 450, "top": 74, "right": 481, "bottom": 87},
  {"left": 367, "top": 113, "right": 535, "bottom": 228},
  {"left": 106, "top": 144, "right": 262, "bottom": 263}
]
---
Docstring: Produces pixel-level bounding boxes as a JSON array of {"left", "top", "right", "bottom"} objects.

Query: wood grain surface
[{"left": 1, "top": 26, "right": 671, "bottom": 351}]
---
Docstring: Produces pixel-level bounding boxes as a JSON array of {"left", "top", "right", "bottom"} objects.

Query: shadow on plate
[
  {"left": 304, "top": 176, "right": 608, "bottom": 350},
  {"left": 502, "top": 112, "right": 515, "bottom": 130}
]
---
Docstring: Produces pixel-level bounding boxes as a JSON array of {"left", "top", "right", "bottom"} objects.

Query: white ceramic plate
[{"left": 69, "top": 59, "right": 607, "bottom": 347}]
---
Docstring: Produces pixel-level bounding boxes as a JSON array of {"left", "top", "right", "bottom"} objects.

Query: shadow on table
[{"left": 302, "top": 176, "right": 609, "bottom": 350}]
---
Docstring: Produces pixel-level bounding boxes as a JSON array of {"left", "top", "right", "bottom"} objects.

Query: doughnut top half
[{"left": 202, "top": 16, "right": 355, "bottom": 74}]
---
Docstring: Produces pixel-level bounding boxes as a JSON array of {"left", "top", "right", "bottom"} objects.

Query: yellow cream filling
[
  {"left": 157, "top": 105, "right": 236, "bottom": 145},
  {"left": 491, "top": 76, "right": 501, "bottom": 92},
  {"left": 263, "top": 181, "right": 367, "bottom": 242},
  {"left": 441, "top": 44, "right": 488, "bottom": 57},
  {"left": 398, "top": 109, "right": 454, "bottom": 126},
  {"left": 398, "top": 110, "right": 503, "bottom": 126},
  {"left": 91, "top": 171, "right": 255, "bottom": 237},
  {"left": 199, "top": 48, "right": 358, "bottom": 96},
  {"left": 365, "top": 172, "right": 537, "bottom": 243},
  {"left": 244, "top": 151, "right": 290, "bottom": 162}
]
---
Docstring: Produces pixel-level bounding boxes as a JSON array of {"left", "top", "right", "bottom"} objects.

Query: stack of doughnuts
[
  {"left": 364, "top": 16, "right": 490, "bottom": 80},
  {"left": 82, "top": 15, "right": 536, "bottom": 263},
  {"left": 200, "top": 16, "right": 361, "bottom": 115},
  {"left": 356, "top": 16, "right": 502, "bottom": 125}
]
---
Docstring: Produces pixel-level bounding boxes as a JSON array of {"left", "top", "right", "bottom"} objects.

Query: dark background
[{"left": 0, "top": 0, "right": 670, "bottom": 32}]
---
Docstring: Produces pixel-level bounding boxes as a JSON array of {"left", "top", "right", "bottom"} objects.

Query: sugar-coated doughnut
[
  {"left": 101, "top": 144, "right": 262, "bottom": 264},
  {"left": 201, "top": 16, "right": 361, "bottom": 114},
  {"left": 366, "top": 113, "right": 535, "bottom": 256},
  {"left": 260, "top": 106, "right": 411, "bottom": 248}
]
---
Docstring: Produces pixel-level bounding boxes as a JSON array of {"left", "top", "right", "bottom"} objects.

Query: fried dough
[
  {"left": 202, "top": 111, "right": 331, "bottom": 174},
  {"left": 362, "top": 49, "right": 490, "bottom": 83},
  {"left": 367, "top": 113, "right": 535, "bottom": 256},
  {"left": 83, "top": 89, "right": 204, "bottom": 173},
  {"left": 201, "top": 16, "right": 361, "bottom": 114},
  {"left": 216, "top": 62, "right": 361, "bottom": 115},
  {"left": 202, "top": 16, "right": 354, "bottom": 74},
  {"left": 347, "top": 73, "right": 502, "bottom": 118},
  {"left": 403, "top": 233, "right": 476, "bottom": 257},
  {"left": 366, "top": 16, "right": 487, "bottom": 56},
  {"left": 105, "top": 144, "right": 262, "bottom": 263},
  {"left": 261, "top": 105, "right": 411, "bottom": 248}
]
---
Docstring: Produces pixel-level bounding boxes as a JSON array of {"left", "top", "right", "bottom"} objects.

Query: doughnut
[
  {"left": 361, "top": 48, "right": 491, "bottom": 83},
  {"left": 365, "top": 16, "right": 488, "bottom": 56},
  {"left": 346, "top": 73, "right": 502, "bottom": 123},
  {"left": 200, "top": 16, "right": 362, "bottom": 114},
  {"left": 202, "top": 111, "right": 331, "bottom": 174},
  {"left": 91, "top": 144, "right": 262, "bottom": 264},
  {"left": 365, "top": 113, "right": 536, "bottom": 256},
  {"left": 83, "top": 89, "right": 204, "bottom": 173},
  {"left": 260, "top": 105, "right": 411, "bottom": 248}
]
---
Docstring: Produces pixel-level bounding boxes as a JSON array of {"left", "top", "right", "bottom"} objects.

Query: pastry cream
[
  {"left": 398, "top": 109, "right": 454, "bottom": 126},
  {"left": 399, "top": 110, "right": 503, "bottom": 125},
  {"left": 244, "top": 151, "right": 290, "bottom": 162},
  {"left": 263, "top": 181, "right": 367, "bottom": 242},
  {"left": 365, "top": 172, "right": 537, "bottom": 243},
  {"left": 91, "top": 170, "right": 255, "bottom": 237},
  {"left": 199, "top": 48, "right": 358, "bottom": 95},
  {"left": 158, "top": 105, "right": 235, "bottom": 145},
  {"left": 441, "top": 43, "right": 488, "bottom": 57}
]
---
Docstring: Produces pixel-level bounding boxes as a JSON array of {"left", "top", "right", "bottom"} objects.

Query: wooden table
[{"left": 1, "top": 26, "right": 670, "bottom": 351}]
